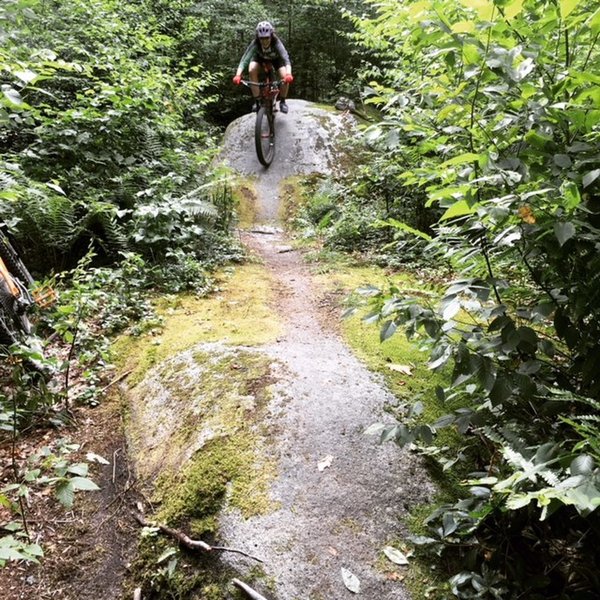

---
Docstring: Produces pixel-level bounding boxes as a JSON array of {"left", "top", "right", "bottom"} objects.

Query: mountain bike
[
  {"left": 0, "top": 226, "right": 37, "bottom": 346},
  {"left": 242, "top": 64, "right": 283, "bottom": 168}
]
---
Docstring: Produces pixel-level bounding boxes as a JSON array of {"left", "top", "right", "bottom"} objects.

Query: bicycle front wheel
[
  {"left": 0, "top": 232, "right": 34, "bottom": 287},
  {"left": 255, "top": 106, "right": 275, "bottom": 167},
  {"left": 0, "top": 280, "right": 31, "bottom": 346}
]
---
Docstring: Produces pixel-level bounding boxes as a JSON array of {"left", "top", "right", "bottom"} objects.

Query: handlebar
[{"left": 241, "top": 79, "right": 283, "bottom": 88}]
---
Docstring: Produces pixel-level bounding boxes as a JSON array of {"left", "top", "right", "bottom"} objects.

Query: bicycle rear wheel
[{"left": 255, "top": 106, "right": 275, "bottom": 167}]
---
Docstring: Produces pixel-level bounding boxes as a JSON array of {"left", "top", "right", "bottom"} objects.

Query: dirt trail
[{"left": 217, "top": 100, "right": 434, "bottom": 599}]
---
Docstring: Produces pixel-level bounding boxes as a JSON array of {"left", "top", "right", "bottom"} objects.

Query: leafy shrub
[{"left": 346, "top": 0, "right": 600, "bottom": 596}]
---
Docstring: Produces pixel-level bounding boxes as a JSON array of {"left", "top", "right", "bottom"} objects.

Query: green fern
[
  {"left": 179, "top": 197, "right": 218, "bottom": 221},
  {"left": 80, "top": 202, "right": 128, "bottom": 257},
  {"left": 139, "top": 124, "right": 163, "bottom": 160},
  {"left": 0, "top": 170, "right": 18, "bottom": 190},
  {"left": 21, "top": 188, "right": 77, "bottom": 249}
]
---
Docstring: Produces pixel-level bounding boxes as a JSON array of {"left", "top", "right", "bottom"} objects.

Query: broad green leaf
[
  {"left": 588, "top": 7, "right": 600, "bottom": 34},
  {"left": 407, "top": 1, "right": 432, "bottom": 19},
  {"left": 583, "top": 169, "right": 600, "bottom": 188},
  {"left": 383, "top": 546, "right": 409, "bottom": 565},
  {"left": 46, "top": 182, "right": 66, "bottom": 195},
  {"left": 55, "top": 480, "right": 75, "bottom": 508},
  {"left": 380, "top": 320, "right": 397, "bottom": 342},
  {"left": 525, "top": 130, "right": 553, "bottom": 149},
  {"left": 0, "top": 546, "right": 29, "bottom": 561},
  {"left": 67, "top": 463, "right": 89, "bottom": 476},
  {"left": 452, "top": 21, "right": 476, "bottom": 33},
  {"left": 442, "top": 299, "right": 461, "bottom": 320},
  {"left": 462, "top": 44, "right": 481, "bottom": 65},
  {"left": 562, "top": 181, "right": 581, "bottom": 209},
  {"left": 25, "top": 543, "right": 44, "bottom": 558},
  {"left": 570, "top": 455, "right": 595, "bottom": 475},
  {"left": 553, "top": 154, "right": 572, "bottom": 168},
  {"left": 14, "top": 69, "right": 37, "bottom": 84},
  {"left": 504, "top": 0, "right": 524, "bottom": 20},
  {"left": 69, "top": 477, "right": 100, "bottom": 491},
  {"left": 363, "top": 423, "right": 386, "bottom": 436},
  {"left": 2, "top": 87, "right": 24, "bottom": 107},
  {"left": 341, "top": 568, "right": 361, "bottom": 593},
  {"left": 427, "top": 185, "right": 470, "bottom": 204},
  {"left": 439, "top": 153, "right": 482, "bottom": 168},
  {"left": 440, "top": 200, "right": 476, "bottom": 221},
  {"left": 460, "top": 0, "right": 495, "bottom": 20},
  {"left": 490, "top": 376, "right": 512, "bottom": 406},
  {"left": 554, "top": 221, "right": 576, "bottom": 246},
  {"left": 513, "top": 58, "right": 535, "bottom": 81},
  {"left": 560, "top": 0, "right": 579, "bottom": 18},
  {"left": 506, "top": 494, "right": 532, "bottom": 510},
  {"left": 442, "top": 512, "right": 458, "bottom": 536},
  {"left": 564, "top": 481, "right": 600, "bottom": 516}
]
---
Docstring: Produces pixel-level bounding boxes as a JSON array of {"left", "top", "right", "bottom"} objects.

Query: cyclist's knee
[{"left": 249, "top": 61, "right": 260, "bottom": 78}]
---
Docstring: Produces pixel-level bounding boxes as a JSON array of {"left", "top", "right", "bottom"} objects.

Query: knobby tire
[
  {"left": 255, "top": 106, "right": 275, "bottom": 167},
  {"left": 0, "top": 280, "right": 29, "bottom": 346},
  {"left": 0, "top": 234, "right": 34, "bottom": 287},
  {"left": 0, "top": 233, "right": 34, "bottom": 345}
]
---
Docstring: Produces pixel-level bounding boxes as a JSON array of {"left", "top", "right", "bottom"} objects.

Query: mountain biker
[{"left": 232, "top": 21, "right": 294, "bottom": 114}]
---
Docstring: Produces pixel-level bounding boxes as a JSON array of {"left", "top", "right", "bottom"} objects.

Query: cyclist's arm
[
  {"left": 236, "top": 41, "right": 258, "bottom": 76},
  {"left": 275, "top": 39, "right": 292, "bottom": 75}
]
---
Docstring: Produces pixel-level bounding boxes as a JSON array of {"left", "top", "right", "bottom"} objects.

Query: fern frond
[
  {"left": 139, "top": 124, "right": 163, "bottom": 160},
  {"left": 538, "top": 469, "right": 560, "bottom": 487},
  {"left": 0, "top": 171, "right": 18, "bottom": 190},
  {"left": 81, "top": 202, "right": 128, "bottom": 257},
  {"left": 180, "top": 198, "right": 218, "bottom": 221},
  {"left": 22, "top": 188, "right": 77, "bottom": 248}
]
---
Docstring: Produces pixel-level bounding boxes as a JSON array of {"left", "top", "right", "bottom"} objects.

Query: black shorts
[{"left": 261, "top": 58, "right": 285, "bottom": 71}]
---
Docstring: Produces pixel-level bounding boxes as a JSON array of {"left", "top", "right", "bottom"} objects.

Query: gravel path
[{"left": 218, "top": 100, "right": 434, "bottom": 599}]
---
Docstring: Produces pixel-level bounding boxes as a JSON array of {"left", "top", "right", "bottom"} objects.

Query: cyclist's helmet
[{"left": 256, "top": 21, "right": 274, "bottom": 38}]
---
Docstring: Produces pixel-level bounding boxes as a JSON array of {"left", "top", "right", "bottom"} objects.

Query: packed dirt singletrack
[{"left": 211, "top": 99, "right": 434, "bottom": 598}]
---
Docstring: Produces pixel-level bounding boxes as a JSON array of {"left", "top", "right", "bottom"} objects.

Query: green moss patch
[
  {"left": 113, "top": 263, "right": 282, "bottom": 385},
  {"left": 125, "top": 345, "right": 280, "bottom": 597},
  {"left": 128, "top": 344, "right": 279, "bottom": 505},
  {"left": 232, "top": 178, "right": 259, "bottom": 229}
]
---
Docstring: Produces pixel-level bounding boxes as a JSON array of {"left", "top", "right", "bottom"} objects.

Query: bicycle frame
[
  {"left": 0, "top": 257, "right": 20, "bottom": 298},
  {"left": 242, "top": 66, "right": 282, "bottom": 112}
]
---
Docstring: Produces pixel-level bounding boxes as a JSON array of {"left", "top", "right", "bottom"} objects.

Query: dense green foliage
[
  {"left": 336, "top": 0, "right": 600, "bottom": 597},
  {"left": 3, "top": 0, "right": 599, "bottom": 596},
  {"left": 0, "top": 0, "right": 238, "bottom": 277},
  {"left": 0, "top": 0, "right": 366, "bottom": 577}
]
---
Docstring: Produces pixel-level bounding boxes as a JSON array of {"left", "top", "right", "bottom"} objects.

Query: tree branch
[
  {"left": 232, "top": 578, "right": 271, "bottom": 600},
  {"left": 133, "top": 512, "right": 264, "bottom": 563}
]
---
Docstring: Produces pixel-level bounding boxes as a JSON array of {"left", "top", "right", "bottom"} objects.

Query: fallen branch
[
  {"left": 232, "top": 578, "right": 271, "bottom": 600},
  {"left": 133, "top": 589, "right": 142, "bottom": 600},
  {"left": 101, "top": 369, "right": 133, "bottom": 393},
  {"left": 71, "top": 369, "right": 133, "bottom": 404},
  {"left": 133, "top": 512, "right": 264, "bottom": 563}
]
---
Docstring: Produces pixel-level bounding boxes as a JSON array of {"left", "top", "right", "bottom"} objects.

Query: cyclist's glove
[
  {"left": 284, "top": 74, "right": 294, "bottom": 84},
  {"left": 233, "top": 75, "right": 242, "bottom": 85}
]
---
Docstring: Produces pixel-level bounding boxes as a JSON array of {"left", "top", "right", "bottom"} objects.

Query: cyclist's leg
[
  {"left": 275, "top": 61, "right": 289, "bottom": 99},
  {"left": 276, "top": 63, "right": 289, "bottom": 113},
  {"left": 248, "top": 61, "right": 261, "bottom": 99}
]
